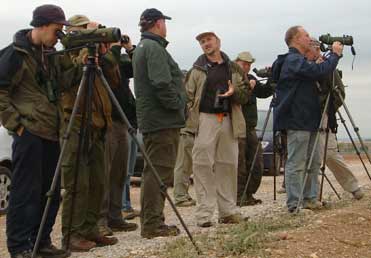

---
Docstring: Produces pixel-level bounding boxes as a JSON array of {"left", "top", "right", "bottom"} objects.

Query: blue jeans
[
  {"left": 285, "top": 130, "right": 321, "bottom": 210},
  {"left": 122, "top": 132, "right": 138, "bottom": 211}
]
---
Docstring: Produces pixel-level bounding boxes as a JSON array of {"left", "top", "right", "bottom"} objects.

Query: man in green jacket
[
  {"left": 0, "top": 4, "right": 70, "bottom": 258},
  {"left": 235, "top": 51, "right": 274, "bottom": 206},
  {"left": 132, "top": 8, "right": 186, "bottom": 239}
]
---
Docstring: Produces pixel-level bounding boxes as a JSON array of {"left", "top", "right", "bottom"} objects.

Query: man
[
  {"left": 186, "top": 31, "right": 249, "bottom": 227},
  {"left": 132, "top": 8, "right": 186, "bottom": 238},
  {"left": 307, "top": 40, "right": 364, "bottom": 200},
  {"left": 235, "top": 51, "right": 274, "bottom": 206},
  {"left": 272, "top": 25, "right": 343, "bottom": 213},
  {"left": 173, "top": 70, "right": 197, "bottom": 207},
  {"left": 98, "top": 36, "right": 138, "bottom": 236},
  {"left": 0, "top": 4, "right": 70, "bottom": 258},
  {"left": 60, "top": 15, "right": 119, "bottom": 251}
]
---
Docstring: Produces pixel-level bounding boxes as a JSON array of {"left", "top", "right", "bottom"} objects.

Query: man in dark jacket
[
  {"left": 132, "top": 8, "right": 186, "bottom": 239},
  {"left": 235, "top": 51, "right": 274, "bottom": 205},
  {"left": 0, "top": 4, "right": 70, "bottom": 258},
  {"left": 272, "top": 25, "right": 343, "bottom": 213}
]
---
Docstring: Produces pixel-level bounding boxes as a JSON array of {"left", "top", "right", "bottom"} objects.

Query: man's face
[
  {"left": 236, "top": 60, "right": 252, "bottom": 74},
  {"left": 306, "top": 46, "right": 321, "bottom": 61},
  {"left": 40, "top": 23, "right": 63, "bottom": 47},
  {"left": 156, "top": 19, "right": 167, "bottom": 38},
  {"left": 199, "top": 35, "right": 220, "bottom": 56},
  {"left": 295, "top": 27, "right": 311, "bottom": 52}
]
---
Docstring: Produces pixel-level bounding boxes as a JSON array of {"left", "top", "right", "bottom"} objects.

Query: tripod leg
[
  {"left": 319, "top": 128, "right": 330, "bottom": 202},
  {"left": 239, "top": 106, "right": 272, "bottom": 207},
  {"left": 336, "top": 91, "right": 371, "bottom": 167},
  {"left": 95, "top": 68, "right": 202, "bottom": 254},
  {"left": 322, "top": 172, "right": 341, "bottom": 200},
  {"left": 273, "top": 131, "right": 277, "bottom": 201},
  {"left": 295, "top": 93, "right": 331, "bottom": 213},
  {"left": 32, "top": 68, "right": 89, "bottom": 258},
  {"left": 337, "top": 111, "right": 371, "bottom": 181}
]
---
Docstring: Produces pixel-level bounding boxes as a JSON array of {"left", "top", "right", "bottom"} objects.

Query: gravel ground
[{"left": 1, "top": 157, "right": 370, "bottom": 258}]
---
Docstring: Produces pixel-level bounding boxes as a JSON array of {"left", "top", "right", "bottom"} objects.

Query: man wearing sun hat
[
  {"left": 235, "top": 51, "right": 274, "bottom": 206},
  {"left": 0, "top": 4, "right": 72, "bottom": 258}
]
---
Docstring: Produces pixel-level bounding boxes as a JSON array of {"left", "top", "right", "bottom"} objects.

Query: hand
[
  {"left": 121, "top": 35, "right": 133, "bottom": 51},
  {"left": 332, "top": 41, "right": 344, "bottom": 56},
  {"left": 249, "top": 79, "right": 256, "bottom": 90},
  {"left": 218, "top": 80, "right": 235, "bottom": 97},
  {"left": 16, "top": 126, "right": 24, "bottom": 136}
]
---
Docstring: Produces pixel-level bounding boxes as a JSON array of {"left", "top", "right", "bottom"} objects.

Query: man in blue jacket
[{"left": 272, "top": 26, "right": 343, "bottom": 212}]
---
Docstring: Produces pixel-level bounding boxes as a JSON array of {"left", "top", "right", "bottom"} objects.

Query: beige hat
[
  {"left": 196, "top": 31, "right": 218, "bottom": 41},
  {"left": 67, "top": 14, "right": 90, "bottom": 28},
  {"left": 236, "top": 51, "right": 255, "bottom": 63}
]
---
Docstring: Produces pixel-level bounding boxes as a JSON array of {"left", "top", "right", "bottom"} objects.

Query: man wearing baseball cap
[
  {"left": 235, "top": 51, "right": 274, "bottom": 206},
  {"left": 132, "top": 8, "right": 186, "bottom": 238},
  {"left": 0, "top": 4, "right": 70, "bottom": 258},
  {"left": 186, "top": 31, "right": 249, "bottom": 227}
]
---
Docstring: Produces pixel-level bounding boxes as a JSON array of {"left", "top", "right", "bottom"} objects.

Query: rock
[
  {"left": 276, "top": 231, "right": 289, "bottom": 240},
  {"left": 274, "top": 249, "right": 285, "bottom": 255},
  {"left": 310, "top": 253, "right": 319, "bottom": 258},
  {"left": 357, "top": 217, "right": 366, "bottom": 222}
]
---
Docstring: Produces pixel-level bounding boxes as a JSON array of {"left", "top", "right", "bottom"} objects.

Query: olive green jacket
[
  {"left": 0, "top": 29, "right": 75, "bottom": 141},
  {"left": 185, "top": 53, "right": 249, "bottom": 138},
  {"left": 318, "top": 69, "right": 345, "bottom": 112},
  {"left": 132, "top": 32, "right": 186, "bottom": 133}
]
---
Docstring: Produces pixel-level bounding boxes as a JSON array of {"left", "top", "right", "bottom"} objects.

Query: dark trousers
[
  {"left": 7, "top": 129, "right": 60, "bottom": 255},
  {"left": 140, "top": 128, "right": 179, "bottom": 233},
  {"left": 237, "top": 129, "right": 263, "bottom": 199}
]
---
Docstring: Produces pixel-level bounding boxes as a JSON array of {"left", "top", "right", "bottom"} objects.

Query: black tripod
[{"left": 32, "top": 45, "right": 201, "bottom": 258}]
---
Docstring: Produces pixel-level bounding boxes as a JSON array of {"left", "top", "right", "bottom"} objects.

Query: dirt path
[{"left": 1, "top": 156, "right": 371, "bottom": 258}]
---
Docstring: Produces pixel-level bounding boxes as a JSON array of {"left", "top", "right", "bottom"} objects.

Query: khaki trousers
[
  {"left": 173, "top": 133, "right": 194, "bottom": 204},
  {"left": 192, "top": 113, "right": 239, "bottom": 224}
]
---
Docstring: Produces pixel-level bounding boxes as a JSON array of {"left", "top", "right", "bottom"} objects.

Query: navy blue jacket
[{"left": 272, "top": 47, "right": 340, "bottom": 132}]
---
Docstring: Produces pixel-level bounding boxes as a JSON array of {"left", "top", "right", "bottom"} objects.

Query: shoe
[
  {"left": 11, "top": 250, "right": 41, "bottom": 258},
  {"left": 98, "top": 224, "right": 113, "bottom": 236},
  {"left": 218, "top": 214, "right": 249, "bottom": 224},
  {"left": 277, "top": 187, "right": 286, "bottom": 194},
  {"left": 122, "top": 208, "right": 140, "bottom": 220},
  {"left": 108, "top": 220, "right": 138, "bottom": 232},
  {"left": 288, "top": 206, "right": 297, "bottom": 213},
  {"left": 38, "top": 244, "right": 70, "bottom": 258},
  {"left": 175, "top": 199, "right": 196, "bottom": 207},
  {"left": 141, "top": 224, "right": 180, "bottom": 239},
  {"left": 238, "top": 196, "right": 262, "bottom": 206},
  {"left": 86, "top": 234, "right": 118, "bottom": 247},
  {"left": 197, "top": 221, "right": 214, "bottom": 228},
  {"left": 303, "top": 200, "right": 323, "bottom": 210},
  {"left": 65, "top": 236, "right": 96, "bottom": 252},
  {"left": 352, "top": 188, "right": 364, "bottom": 200}
]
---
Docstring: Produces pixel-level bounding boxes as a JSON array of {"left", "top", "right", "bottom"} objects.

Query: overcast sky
[{"left": 1, "top": 0, "right": 370, "bottom": 139}]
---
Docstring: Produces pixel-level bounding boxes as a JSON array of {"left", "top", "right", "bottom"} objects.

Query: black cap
[
  {"left": 30, "top": 4, "right": 70, "bottom": 27},
  {"left": 139, "top": 8, "right": 171, "bottom": 27}
]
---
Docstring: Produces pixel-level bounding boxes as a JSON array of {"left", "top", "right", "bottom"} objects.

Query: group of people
[{"left": 0, "top": 4, "right": 365, "bottom": 258}]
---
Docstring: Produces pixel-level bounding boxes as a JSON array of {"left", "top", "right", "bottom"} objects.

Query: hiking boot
[
  {"left": 38, "top": 244, "right": 70, "bottom": 258},
  {"left": 352, "top": 188, "right": 364, "bottom": 200},
  {"left": 66, "top": 236, "right": 96, "bottom": 252},
  {"left": 197, "top": 221, "right": 214, "bottom": 228},
  {"left": 175, "top": 199, "right": 196, "bottom": 207},
  {"left": 238, "top": 195, "right": 262, "bottom": 206},
  {"left": 303, "top": 200, "right": 323, "bottom": 210},
  {"left": 98, "top": 224, "right": 113, "bottom": 236},
  {"left": 218, "top": 214, "right": 249, "bottom": 224},
  {"left": 108, "top": 220, "right": 138, "bottom": 232},
  {"left": 277, "top": 187, "right": 286, "bottom": 194},
  {"left": 141, "top": 224, "right": 180, "bottom": 239},
  {"left": 11, "top": 250, "right": 41, "bottom": 258},
  {"left": 122, "top": 208, "right": 140, "bottom": 220},
  {"left": 86, "top": 234, "right": 118, "bottom": 247}
]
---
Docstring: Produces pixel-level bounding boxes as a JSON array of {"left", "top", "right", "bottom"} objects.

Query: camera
[
  {"left": 253, "top": 67, "right": 272, "bottom": 78},
  {"left": 214, "top": 89, "right": 229, "bottom": 112},
  {"left": 319, "top": 34, "right": 353, "bottom": 46},
  {"left": 57, "top": 27, "right": 121, "bottom": 48}
]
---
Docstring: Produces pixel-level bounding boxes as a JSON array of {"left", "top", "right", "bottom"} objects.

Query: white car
[{"left": 0, "top": 125, "right": 12, "bottom": 215}]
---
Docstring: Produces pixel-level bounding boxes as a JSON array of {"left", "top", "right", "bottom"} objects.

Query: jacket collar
[
  {"left": 141, "top": 31, "right": 169, "bottom": 48},
  {"left": 193, "top": 51, "right": 230, "bottom": 71},
  {"left": 13, "top": 29, "right": 34, "bottom": 53}
]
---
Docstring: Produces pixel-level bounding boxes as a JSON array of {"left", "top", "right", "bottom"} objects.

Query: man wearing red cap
[{"left": 0, "top": 5, "right": 71, "bottom": 258}]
